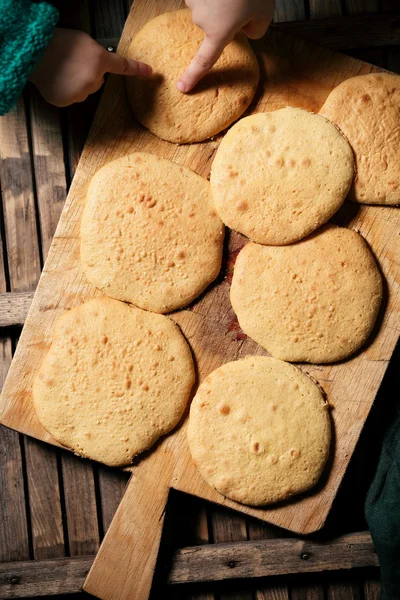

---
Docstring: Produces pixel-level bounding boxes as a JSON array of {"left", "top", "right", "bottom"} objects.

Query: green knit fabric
[
  {"left": 0, "top": 0, "right": 59, "bottom": 115},
  {"left": 365, "top": 404, "right": 400, "bottom": 600}
]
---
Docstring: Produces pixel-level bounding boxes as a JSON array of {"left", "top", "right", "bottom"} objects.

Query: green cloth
[
  {"left": 0, "top": 0, "right": 58, "bottom": 115},
  {"left": 365, "top": 404, "right": 400, "bottom": 600}
]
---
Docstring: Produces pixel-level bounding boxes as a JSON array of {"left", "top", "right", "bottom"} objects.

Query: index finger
[
  {"left": 105, "top": 51, "right": 152, "bottom": 77},
  {"left": 177, "top": 35, "right": 226, "bottom": 93}
]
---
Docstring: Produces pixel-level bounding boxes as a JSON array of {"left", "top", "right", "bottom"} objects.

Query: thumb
[
  {"left": 105, "top": 51, "right": 152, "bottom": 76},
  {"left": 177, "top": 34, "right": 227, "bottom": 93}
]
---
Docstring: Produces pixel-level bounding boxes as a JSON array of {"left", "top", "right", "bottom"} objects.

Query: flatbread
[
  {"left": 320, "top": 73, "right": 400, "bottom": 205},
  {"left": 230, "top": 225, "right": 382, "bottom": 363},
  {"left": 33, "top": 298, "right": 195, "bottom": 467},
  {"left": 81, "top": 153, "right": 224, "bottom": 313},
  {"left": 188, "top": 356, "right": 331, "bottom": 506},
  {"left": 126, "top": 9, "right": 259, "bottom": 143},
  {"left": 210, "top": 108, "right": 355, "bottom": 245}
]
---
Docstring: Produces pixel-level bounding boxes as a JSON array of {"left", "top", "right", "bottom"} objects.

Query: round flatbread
[
  {"left": 81, "top": 153, "right": 224, "bottom": 314},
  {"left": 126, "top": 9, "right": 259, "bottom": 143},
  {"left": 33, "top": 298, "right": 195, "bottom": 467},
  {"left": 230, "top": 226, "right": 382, "bottom": 363},
  {"left": 320, "top": 73, "right": 400, "bottom": 205},
  {"left": 188, "top": 356, "right": 331, "bottom": 506},
  {"left": 210, "top": 108, "right": 355, "bottom": 245}
]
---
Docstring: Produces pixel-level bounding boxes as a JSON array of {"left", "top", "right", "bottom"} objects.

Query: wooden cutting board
[{"left": 0, "top": 1, "right": 399, "bottom": 598}]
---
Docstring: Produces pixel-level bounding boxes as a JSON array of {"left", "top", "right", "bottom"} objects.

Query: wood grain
[
  {"left": 167, "top": 532, "right": 379, "bottom": 584},
  {"left": 309, "top": 0, "right": 341, "bottom": 18},
  {"left": 211, "top": 508, "right": 253, "bottom": 600},
  {"left": 291, "top": 585, "right": 325, "bottom": 600},
  {"left": 0, "top": 95, "right": 40, "bottom": 566},
  {"left": 61, "top": 454, "right": 100, "bottom": 556},
  {"left": 0, "top": 104, "right": 30, "bottom": 566},
  {"left": 0, "top": 292, "right": 34, "bottom": 327},
  {"left": 364, "top": 580, "right": 380, "bottom": 600},
  {"left": 0, "top": 555, "right": 93, "bottom": 598},
  {"left": 4, "top": 89, "right": 66, "bottom": 563},
  {"left": 274, "top": 0, "right": 306, "bottom": 22},
  {"left": 29, "top": 89, "right": 67, "bottom": 261},
  {"left": 345, "top": 0, "right": 379, "bottom": 12},
  {"left": 24, "top": 438, "right": 65, "bottom": 560},
  {"left": 0, "top": 531, "right": 378, "bottom": 598},
  {"left": 0, "top": 97, "right": 41, "bottom": 292},
  {"left": 84, "top": 456, "right": 172, "bottom": 600},
  {"left": 0, "top": 341, "right": 30, "bottom": 563},
  {"left": 327, "top": 582, "right": 360, "bottom": 600},
  {"left": 248, "top": 519, "right": 289, "bottom": 600},
  {"left": 97, "top": 467, "right": 129, "bottom": 534}
]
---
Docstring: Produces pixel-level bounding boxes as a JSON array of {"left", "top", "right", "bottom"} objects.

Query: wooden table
[{"left": 0, "top": 0, "right": 398, "bottom": 598}]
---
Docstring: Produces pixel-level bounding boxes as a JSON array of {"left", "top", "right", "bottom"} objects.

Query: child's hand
[
  {"left": 177, "top": 0, "right": 274, "bottom": 93},
  {"left": 29, "top": 28, "right": 152, "bottom": 107}
]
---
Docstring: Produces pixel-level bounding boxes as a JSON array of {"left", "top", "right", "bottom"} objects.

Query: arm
[
  {"left": 0, "top": 0, "right": 152, "bottom": 114},
  {"left": 177, "top": 0, "right": 275, "bottom": 93},
  {"left": 0, "top": 0, "right": 58, "bottom": 114}
]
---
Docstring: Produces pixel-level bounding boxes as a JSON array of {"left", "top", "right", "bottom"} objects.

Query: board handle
[{"left": 83, "top": 457, "right": 171, "bottom": 600}]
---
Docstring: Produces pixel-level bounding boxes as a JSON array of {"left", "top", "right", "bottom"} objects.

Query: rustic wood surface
[
  {"left": 0, "top": 531, "right": 378, "bottom": 598},
  {"left": 0, "top": 0, "right": 398, "bottom": 599}
]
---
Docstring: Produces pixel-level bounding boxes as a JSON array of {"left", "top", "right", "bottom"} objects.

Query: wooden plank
[
  {"left": 168, "top": 533, "right": 378, "bottom": 585},
  {"left": 58, "top": 0, "right": 96, "bottom": 182},
  {"left": 91, "top": 0, "right": 127, "bottom": 37},
  {"left": 327, "top": 582, "right": 361, "bottom": 600},
  {"left": 85, "top": 459, "right": 171, "bottom": 600},
  {"left": 364, "top": 580, "right": 380, "bottom": 599},
  {"left": 248, "top": 520, "right": 289, "bottom": 600},
  {"left": 29, "top": 89, "right": 67, "bottom": 261},
  {"left": 0, "top": 555, "right": 93, "bottom": 598},
  {"left": 24, "top": 439, "right": 65, "bottom": 560},
  {"left": 61, "top": 453, "right": 100, "bottom": 556},
  {"left": 98, "top": 12, "right": 400, "bottom": 52},
  {"left": 0, "top": 340, "right": 30, "bottom": 563},
  {"left": 0, "top": 97, "right": 41, "bottom": 292},
  {"left": 165, "top": 493, "right": 215, "bottom": 600},
  {"left": 97, "top": 467, "right": 129, "bottom": 534},
  {"left": 0, "top": 292, "right": 34, "bottom": 328},
  {"left": 309, "top": 0, "right": 341, "bottom": 18},
  {"left": 345, "top": 0, "right": 379, "bottom": 13},
  {"left": 0, "top": 531, "right": 378, "bottom": 598},
  {"left": 274, "top": 0, "right": 306, "bottom": 22},
  {"left": 0, "top": 96, "right": 35, "bottom": 566},
  {"left": 5, "top": 82, "right": 67, "bottom": 563},
  {"left": 211, "top": 508, "right": 253, "bottom": 600},
  {"left": 291, "top": 584, "right": 325, "bottom": 600},
  {"left": 1, "top": 91, "right": 65, "bottom": 562}
]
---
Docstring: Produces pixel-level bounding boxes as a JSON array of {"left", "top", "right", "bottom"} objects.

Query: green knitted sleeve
[{"left": 0, "top": 0, "right": 59, "bottom": 115}]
